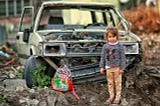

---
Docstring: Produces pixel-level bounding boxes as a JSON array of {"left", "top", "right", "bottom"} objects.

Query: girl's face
[{"left": 107, "top": 32, "right": 118, "bottom": 44}]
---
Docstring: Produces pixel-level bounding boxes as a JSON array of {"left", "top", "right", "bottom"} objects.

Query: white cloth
[
  {"left": 0, "top": 51, "right": 10, "bottom": 58},
  {"left": 105, "top": 65, "right": 110, "bottom": 70},
  {"left": 108, "top": 41, "right": 119, "bottom": 45},
  {"left": 146, "top": 0, "right": 157, "bottom": 6},
  {"left": 119, "top": 0, "right": 129, "bottom": 3}
]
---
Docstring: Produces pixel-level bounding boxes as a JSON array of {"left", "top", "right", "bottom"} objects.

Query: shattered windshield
[{"left": 38, "top": 7, "right": 126, "bottom": 30}]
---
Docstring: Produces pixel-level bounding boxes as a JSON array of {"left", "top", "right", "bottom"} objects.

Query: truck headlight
[
  {"left": 123, "top": 43, "right": 139, "bottom": 54},
  {"left": 43, "top": 43, "right": 66, "bottom": 56}
]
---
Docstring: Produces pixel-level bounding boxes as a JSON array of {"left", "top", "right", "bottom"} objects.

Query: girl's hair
[{"left": 104, "top": 26, "right": 119, "bottom": 41}]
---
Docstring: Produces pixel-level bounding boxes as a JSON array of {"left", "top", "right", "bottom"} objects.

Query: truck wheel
[{"left": 23, "top": 55, "right": 38, "bottom": 88}]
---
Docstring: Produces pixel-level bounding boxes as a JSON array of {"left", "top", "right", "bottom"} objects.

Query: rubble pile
[
  {"left": 0, "top": 71, "right": 160, "bottom": 106},
  {"left": 0, "top": 45, "right": 19, "bottom": 66},
  {"left": 123, "top": 4, "right": 160, "bottom": 34}
]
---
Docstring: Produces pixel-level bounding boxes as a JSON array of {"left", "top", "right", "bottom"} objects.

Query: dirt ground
[
  {"left": 1, "top": 67, "right": 160, "bottom": 106},
  {"left": 66, "top": 70, "right": 160, "bottom": 106}
]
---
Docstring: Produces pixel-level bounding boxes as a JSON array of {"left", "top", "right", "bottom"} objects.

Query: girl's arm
[
  {"left": 100, "top": 68, "right": 105, "bottom": 74},
  {"left": 99, "top": 45, "right": 106, "bottom": 69}
]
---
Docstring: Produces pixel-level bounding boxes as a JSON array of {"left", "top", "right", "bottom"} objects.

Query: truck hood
[{"left": 38, "top": 29, "right": 140, "bottom": 42}]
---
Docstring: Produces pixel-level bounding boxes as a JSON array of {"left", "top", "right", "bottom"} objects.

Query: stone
[{"left": 3, "top": 79, "right": 27, "bottom": 91}]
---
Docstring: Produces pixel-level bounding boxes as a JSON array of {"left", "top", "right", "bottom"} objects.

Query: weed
[
  {"left": 32, "top": 66, "right": 51, "bottom": 87},
  {"left": 0, "top": 95, "right": 7, "bottom": 104}
]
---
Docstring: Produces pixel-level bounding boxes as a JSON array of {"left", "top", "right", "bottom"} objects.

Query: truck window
[{"left": 19, "top": 7, "right": 34, "bottom": 32}]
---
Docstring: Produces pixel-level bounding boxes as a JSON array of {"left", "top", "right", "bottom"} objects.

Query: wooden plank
[
  {"left": 43, "top": 57, "right": 58, "bottom": 70},
  {"left": 149, "top": 73, "right": 160, "bottom": 78}
]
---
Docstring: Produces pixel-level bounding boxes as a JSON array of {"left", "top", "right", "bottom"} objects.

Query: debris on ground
[
  {"left": 0, "top": 43, "right": 19, "bottom": 67},
  {"left": 0, "top": 70, "right": 160, "bottom": 106}
]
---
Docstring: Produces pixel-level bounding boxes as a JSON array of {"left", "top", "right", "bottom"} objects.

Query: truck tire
[{"left": 23, "top": 55, "right": 38, "bottom": 88}]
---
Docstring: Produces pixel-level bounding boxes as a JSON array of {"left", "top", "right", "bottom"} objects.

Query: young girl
[{"left": 99, "top": 26, "right": 126, "bottom": 104}]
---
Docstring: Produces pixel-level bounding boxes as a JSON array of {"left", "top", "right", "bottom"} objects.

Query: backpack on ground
[{"left": 51, "top": 65, "right": 80, "bottom": 100}]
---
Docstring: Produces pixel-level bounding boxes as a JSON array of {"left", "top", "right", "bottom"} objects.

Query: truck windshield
[{"left": 38, "top": 7, "right": 125, "bottom": 30}]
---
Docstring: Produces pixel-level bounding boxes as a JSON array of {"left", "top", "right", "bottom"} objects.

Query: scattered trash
[
  {"left": 144, "top": 67, "right": 158, "bottom": 73},
  {"left": 0, "top": 43, "right": 16, "bottom": 67}
]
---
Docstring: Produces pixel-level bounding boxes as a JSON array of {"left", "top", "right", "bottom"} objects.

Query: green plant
[
  {"left": 10, "top": 44, "right": 17, "bottom": 52},
  {"left": 0, "top": 95, "right": 7, "bottom": 104},
  {"left": 32, "top": 66, "right": 51, "bottom": 87}
]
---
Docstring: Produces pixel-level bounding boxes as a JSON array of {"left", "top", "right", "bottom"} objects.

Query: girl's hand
[
  {"left": 119, "top": 70, "right": 124, "bottom": 74},
  {"left": 100, "top": 68, "right": 105, "bottom": 74}
]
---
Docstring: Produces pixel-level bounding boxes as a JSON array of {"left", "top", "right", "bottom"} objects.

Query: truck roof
[{"left": 41, "top": 1, "right": 114, "bottom": 9}]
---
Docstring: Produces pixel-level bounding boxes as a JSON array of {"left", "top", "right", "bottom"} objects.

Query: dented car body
[{"left": 16, "top": 1, "right": 142, "bottom": 87}]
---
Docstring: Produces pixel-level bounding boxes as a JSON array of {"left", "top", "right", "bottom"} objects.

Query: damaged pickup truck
[{"left": 16, "top": 1, "right": 143, "bottom": 88}]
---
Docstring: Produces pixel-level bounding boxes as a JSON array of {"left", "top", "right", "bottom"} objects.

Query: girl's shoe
[
  {"left": 104, "top": 97, "right": 114, "bottom": 104},
  {"left": 113, "top": 98, "right": 121, "bottom": 104}
]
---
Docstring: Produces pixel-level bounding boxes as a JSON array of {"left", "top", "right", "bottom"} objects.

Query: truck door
[{"left": 16, "top": 6, "right": 34, "bottom": 61}]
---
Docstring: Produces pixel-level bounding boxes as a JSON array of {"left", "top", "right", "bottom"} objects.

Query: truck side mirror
[{"left": 23, "top": 29, "right": 30, "bottom": 42}]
